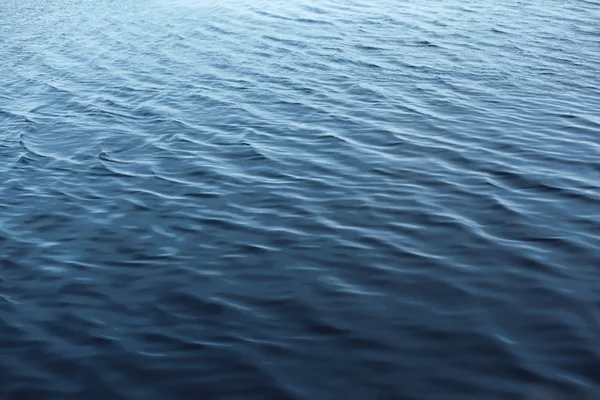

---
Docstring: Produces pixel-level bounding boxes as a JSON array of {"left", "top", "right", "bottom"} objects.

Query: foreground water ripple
[{"left": 1, "top": 0, "right": 600, "bottom": 398}]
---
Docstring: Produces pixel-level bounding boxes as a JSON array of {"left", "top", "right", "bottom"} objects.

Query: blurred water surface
[{"left": 1, "top": 0, "right": 600, "bottom": 398}]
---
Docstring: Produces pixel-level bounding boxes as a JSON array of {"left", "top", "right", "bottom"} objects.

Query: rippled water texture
[{"left": 1, "top": 0, "right": 600, "bottom": 398}]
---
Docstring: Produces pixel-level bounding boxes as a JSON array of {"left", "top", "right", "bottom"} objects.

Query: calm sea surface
[{"left": 1, "top": 0, "right": 600, "bottom": 398}]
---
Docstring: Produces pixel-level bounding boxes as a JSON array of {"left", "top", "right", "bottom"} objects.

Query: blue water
[{"left": 1, "top": 0, "right": 600, "bottom": 398}]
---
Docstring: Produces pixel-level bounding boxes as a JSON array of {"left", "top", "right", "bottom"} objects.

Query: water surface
[{"left": 1, "top": 0, "right": 600, "bottom": 398}]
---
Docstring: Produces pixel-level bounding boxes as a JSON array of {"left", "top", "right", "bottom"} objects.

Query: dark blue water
[{"left": 2, "top": 0, "right": 600, "bottom": 398}]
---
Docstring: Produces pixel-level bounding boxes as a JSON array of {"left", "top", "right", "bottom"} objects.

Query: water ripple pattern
[{"left": 1, "top": 0, "right": 600, "bottom": 398}]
